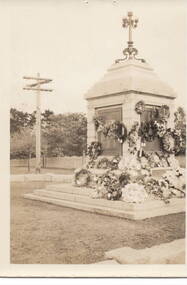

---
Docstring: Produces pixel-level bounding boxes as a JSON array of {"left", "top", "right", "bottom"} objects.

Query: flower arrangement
[
  {"left": 86, "top": 159, "right": 96, "bottom": 169},
  {"left": 153, "top": 120, "right": 167, "bottom": 138},
  {"left": 93, "top": 116, "right": 106, "bottom": 133},
  {"left": 144, "top": 177, "right": 171, "bottom": 203},
  {"left": 162, "top": 168, "right": 186, "bottom": 197},
  {"left": 139, "top": 156, "right": 150, "bottom": 169},
  {"left": 147, "top": 152, "right": 162, "bottom": 168},
  {"left": 87, "top": 141, "right": 103, "bottom": 160},
  {"left": 96, "top": 157, "right": 111, "bottom": 169},
  {"left": 96, "top": 171, "right": 122, "bottom": 200},
  {"left": 110, "top": 155, "right": 121, "bottom": 170},
  {"left": 74, "top": 168, "right": 91, "bottom": 187},
  {"left": 127, "top": 122, "right": 140, "bottom": 154},
  {"left": 119, "top": 171, "right": 131, "bottom": 187},
  {"left": 172, "top": 129, "right": 184, "bottom": 154},
  {"left": 118, "top": 154, "right": 141, "bottom": 171},
  {"left": 135, "top": 100, "right": 145, "bottom": 114},
  {"left": 121, "top": 183, "right": 148, "bottom": 203}
]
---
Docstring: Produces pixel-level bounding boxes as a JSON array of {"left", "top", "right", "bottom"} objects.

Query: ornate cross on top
[
  {"left": 123, "top": 11, "right": 138, "bottom": 46},
  {"left": 115, "top": 11, "right": 145, "bottom": 63}
]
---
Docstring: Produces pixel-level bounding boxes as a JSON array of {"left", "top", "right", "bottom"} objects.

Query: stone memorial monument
[{"left": 85, "top": 11, "right": 176, "bottom": 158}]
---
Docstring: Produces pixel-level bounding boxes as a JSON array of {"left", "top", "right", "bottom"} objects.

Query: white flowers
[
  {"left": 118, "top": 154, "right": 141, "bottom": 171},
  {"left": 121, "top": 183, "right": 148, "bottom": 204},
  {"left": 162, "top": 168, "right": 186, "bottom": 192}
]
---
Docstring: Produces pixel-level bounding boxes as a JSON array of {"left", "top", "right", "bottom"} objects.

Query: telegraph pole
[{"left": 23, "top": 74, "right": 53, "bottom": 173}]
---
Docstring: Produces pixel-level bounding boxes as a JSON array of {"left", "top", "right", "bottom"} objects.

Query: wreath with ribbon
[
  {"left": 93, "top": 116, "right": 127, "bottom": 144},
  {"left": 107, "top": 121, "right": 127, "bottom": 143}
]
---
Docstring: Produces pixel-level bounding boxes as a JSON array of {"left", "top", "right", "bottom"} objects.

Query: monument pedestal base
[{"left": 24, "top": 183, "right": 185, "bottom": 220}]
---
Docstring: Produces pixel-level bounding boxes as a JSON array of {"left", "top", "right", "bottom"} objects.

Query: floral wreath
[
  {"left": 135, "top": 100, "right": 145, "bottom": 115},
  {"left": 161, "top": 129, "right": 175, "bottom": 154},
  {"left": 107, "top": 121, "right": 127, "bottom": 143},
  {"left": 74, "top": 168, "right": 91, "bottom": 187},
  {"left": 93, "top": 116, "right": 127, "bottom": 144}
]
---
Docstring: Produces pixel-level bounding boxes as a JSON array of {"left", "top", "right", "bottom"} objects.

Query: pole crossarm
[
  {"left": 23, "top": 76, "right": 52, "bottom": 82},
  {"left": 23, "top": 87, "right": 53, "bottom": 92},
  {"left": 25, "top": 80, "right": 52, "bottom": 88}
]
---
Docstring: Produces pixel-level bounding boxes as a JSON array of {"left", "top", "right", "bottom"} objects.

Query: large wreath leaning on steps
[{"left": 74, "top": 168, "right": 91, "bottom": 187}]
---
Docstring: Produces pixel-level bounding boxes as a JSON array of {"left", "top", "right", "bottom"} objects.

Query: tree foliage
[
  {"left": 10, "top": 127, "right": 35, "bottom": 159},
  {"left": 10, "top": 108, "right": 87, "bottom": 158},
  {"left": 174, "top": 107, "right": 186, "bottom": 154},
  {"left": 43, "top": 112, "right": 87, "bottom": 156}
]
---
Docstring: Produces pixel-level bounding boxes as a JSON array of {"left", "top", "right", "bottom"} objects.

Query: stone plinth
[{"left": 24, "top": 183, "right": 185, "bottom": 220}]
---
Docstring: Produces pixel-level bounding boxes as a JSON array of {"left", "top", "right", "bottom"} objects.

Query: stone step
[
  {"left": 35, "top": 184, "right": 185, "bottom": 211},
  {"left": 33, "top": 189, "right": 134, "bottom": 211},
  {"left": 24, "top": 186, "right": 185, "bottom": 220},
  {"left": 23, "top": 193, "right": 135, "bottom": 219},
  {"left": 45, "top": 183, "right": 93, "bottom": 196}
]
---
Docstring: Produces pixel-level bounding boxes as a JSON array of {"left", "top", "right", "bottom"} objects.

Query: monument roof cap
[{"left": 84, "top": 59, "right": 177, "bottom": 100}]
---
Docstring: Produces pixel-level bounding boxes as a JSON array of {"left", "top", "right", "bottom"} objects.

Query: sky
[{"left": 8, "top": 0, "right": 187, "bottom": 114}]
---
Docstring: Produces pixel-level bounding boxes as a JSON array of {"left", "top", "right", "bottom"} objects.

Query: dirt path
[{"left": 11, "top": 181, "right": 185, "bottom": 264}]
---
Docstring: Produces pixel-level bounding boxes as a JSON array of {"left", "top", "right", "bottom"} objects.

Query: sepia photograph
[{"left": 1, "top": 0, "right": 187, "bottom": 278}]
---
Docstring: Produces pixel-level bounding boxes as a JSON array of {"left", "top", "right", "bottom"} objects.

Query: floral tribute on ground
[{"left": 73, "top": 105, "right": 186, "bottom": 205}]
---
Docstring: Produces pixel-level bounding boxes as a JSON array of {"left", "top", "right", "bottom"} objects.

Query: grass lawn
[{"left": 11, "top": 181, "right": 185, "bottom": 264}]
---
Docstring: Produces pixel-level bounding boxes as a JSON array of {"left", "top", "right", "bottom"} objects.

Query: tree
[
  {"left": 10, "top": 108, "right": 87, "bottom": 158},
  {"left": 10, "top": 127, "right": 35, "bottom": 159},
  {"left": 10, "top": 108, "right": 35, "bottom": 135},
  {"left": 43, "top": 113, "right": 87, "bottom": 156},
  {"left": 174, "top": 107, "right": 186, "bottom": 154}
]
